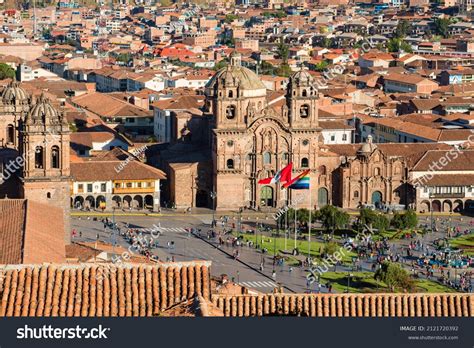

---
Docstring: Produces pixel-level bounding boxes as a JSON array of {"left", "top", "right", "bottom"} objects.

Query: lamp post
[
  {"left": 346, "top": 272, "right": 353, "bottom": 293},
  {"left": 255, "top": 217, "right": 259, "bottom": 249},
  {"left": 429, "top": 189, "right": 434, "bottom": 233},
  {"left": 238, "top": 207, "right": 243, "bottom": 235},
  {"left": 210, "top": 191, "right": 216, "bottom": 228}
]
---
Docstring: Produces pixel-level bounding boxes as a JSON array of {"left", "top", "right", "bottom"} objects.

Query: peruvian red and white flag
[{"left": 258, "top": 162, "right": 293, "bottom": 185}]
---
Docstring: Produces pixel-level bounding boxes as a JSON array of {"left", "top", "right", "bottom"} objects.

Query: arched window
[
  {"left": 6, "top": 124, "right": 14, "bottom": 144},
  {"left": 228, "top": 90, "right": 233, "bottom": 98},
  {"left": 47, "top": 192, "right": 51, "bottom": 199},
  {"left": 302, "top": 89, "right": 307, "bottom": 97},
  {"left": 374, "top": 167, "right": 381, "bottom": 176},
  {"left": 318, "top": 165, "right": 327, "bottom": 175},
  {"left": 226, "top": 105, "right": 236, "bottom": 119},
  {"left": 51, "top": 146, "right": 60, "bottom": 169},
  {"left": 301, "top": 157, "right": 309, "bottom": 168},
  {"left": 354, "top": 190, "right": 359, "bottom": 198},
  {"left": 300, "top": 104, "right": 309, "bottom": 118},
  {"left": 35, "top": 146, "right": 44, "bottom": 169},
  {"left": 263, "top": 152, "right": 271, "bottom": 164},
  {"left": 226, "top": 159, "right": 234, "bottom": 169}
]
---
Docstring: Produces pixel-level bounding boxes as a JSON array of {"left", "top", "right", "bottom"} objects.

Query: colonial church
[
  {"left": 0, "top": 80, "right": 71, "bottom": 241},
  {"left": 205, "top": 52, "right": 321, "bottom": 210},
  {"left": 162, "top": 52, "right": 463, "bottom": 212}
]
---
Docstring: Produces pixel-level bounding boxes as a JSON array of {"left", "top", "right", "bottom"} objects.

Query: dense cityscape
[{"left": 0, "top": 0, "right": 474, "bottom": 319}]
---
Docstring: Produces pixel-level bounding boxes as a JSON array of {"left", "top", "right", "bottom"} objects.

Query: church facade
[
  {"left": 0, "top": 80, "right": 71, "bottom": 242},
  {"left": 205, "top": 53, "right": 321, "bottom": 210}
]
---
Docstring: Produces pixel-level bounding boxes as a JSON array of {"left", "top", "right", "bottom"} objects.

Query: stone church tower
[
  {"left": 205, "top": 53, "right": 321, "bottom": 210},
  {"left": 19, "top": 93, "right": 71, "bottom": 242}
]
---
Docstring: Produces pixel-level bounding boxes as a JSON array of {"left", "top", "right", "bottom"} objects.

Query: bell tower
[
  {"left": 286, "top": 69, "right": 319, "bottom": 129},
  {"left": 20, "top": 93, "right": 71, "bottom": 242}
]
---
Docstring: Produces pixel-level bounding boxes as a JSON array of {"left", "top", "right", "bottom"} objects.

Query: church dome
[
  {"left": 289, "top": 69, "right": 313, "bottom": 86},
  {"left": 205, "top": 52, "right": 266, "bottom": 96},
  {"left": 1, "top": 79, "right": 29, "bottom": 104},
  {"left": 26, "top": 93, "right": 61, "bottom": 124},
  {"left": 358, "top": 135, "right": 377, "bottom": 154}
]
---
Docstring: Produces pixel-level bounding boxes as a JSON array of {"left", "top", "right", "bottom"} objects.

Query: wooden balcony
[{"left": 113, "top": 187, "right": 155, "bottom": 194}]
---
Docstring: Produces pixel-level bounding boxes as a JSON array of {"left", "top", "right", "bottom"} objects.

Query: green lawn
[
  {"left": 373, "top": 229, "right": 427, "bottom": 241},
  {"left": 449, "top": 234, "right": 474, "bottom": 256},
  {"left": 235, "top": 232, "right": 357, "bottom": 265},
  {"left": 414, "top": 279, "right": 456, "bottom": 293},
  {"left": 318, "top": 272, "right": 455, "bottom": 293},
  {"left": 320, "top": 272, "right": 385, "bottom": 293}
]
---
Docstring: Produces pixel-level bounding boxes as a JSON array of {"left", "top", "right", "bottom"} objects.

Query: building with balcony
[
  {"left": 70, "top": 160, "right": 166, "bottom": 211},
  {"left": 411, "top": 150, "right": 474, "bottom": 212}
]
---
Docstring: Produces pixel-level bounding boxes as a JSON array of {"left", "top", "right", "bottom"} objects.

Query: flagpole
[
  {"left": 284, "top": 189, "right": 288, "bottom": 251},
  {"left": 308, "top": 178, "right": 312, "bottom": 263},
  {"left": 294, "top": 191, "right": 297, "bottom": 250}
]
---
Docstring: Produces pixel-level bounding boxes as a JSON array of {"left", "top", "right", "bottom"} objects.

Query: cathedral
[
  {"left": 0, "top": 80, "right": 71, "bottom": 242},
  {"left": 205, "top": 52, "right": 321, "bottom": 210}
]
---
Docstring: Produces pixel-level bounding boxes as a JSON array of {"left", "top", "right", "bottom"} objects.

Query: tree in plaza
[
  {"left": 357, "top": 208, "right": 390, "bottom": 233},
  {"left": 296, "top": 208, "right": 310, "bottom": 224},
  {"left": 374, "top": 262, "right": 414, "bottom": 292},
  {"left": 391, "top": 210, "right": 418, "bottom": 230},
  {"left": 323, "top": 241, "right": 339, "bottom": 257},
  {"left": 0, "top": 63, "right": 15, "bottom": 80},
  {"left": 315, "top": 205, "right": 350, "bottom": 235}
]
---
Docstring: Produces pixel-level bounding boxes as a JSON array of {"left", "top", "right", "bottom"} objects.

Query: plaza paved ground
[{"left": 71, "top": 208, "right": 474, "bottom": 294}]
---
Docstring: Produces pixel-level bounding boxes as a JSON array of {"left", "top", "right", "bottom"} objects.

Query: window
[
  {"left": 87, "top": 184, "right": 93, "bottom": 193},
  {"left": 6, "top": 124, "right": 14, "bottom": 144},
  {"left": 101, "top": 183, "right": 106, "bottom": 192},
  {"left": 126, "top": 118, "right": 135, "bottom": 123},
  {"left": 330, "top": 134, "right": 335, "bottom": 141},
  {"left": 227, "top": 140, "right": 234, "bottom": 147},
  {"left": 301, "top": 157, "right": 309, "bottom": 168},
  {"left": 354, "top": 190, "right": 359, "bottom": 198},
  {"left": 126, "top": 182, "right": 132, "bottom": 188},
  {"left": 342, "top": 134, "right": 347, "bottom": 141},
  {"left": 78, "top": 184, "right": 84, "bottom": 193},
  {"left": 263, "top": 152, "right": 271, "bottom": 164},
  {"left": 115, "top": 183, "right": 121, "bottom": 188},
  {"left": 35, "top": 146, "right": 44, "bottom": 169},
  {"left": 302, "top": 139, "right": 309, "bottom": 146},
  {"left": 302, "top": 89, "right": 307, "bottom": 97},
  {"left": 374, "top": 167, "right": 381, "bottom": 176},
  {"left": 226, "top": 105, "right": 236, "bottom": 119},
  {"left": 299, "top": 104, "right": 309, "bottom": 118},
  {"left": 318, "top": 165, "right": 327, "bottom": 175},
  {"left": 51, "top": 146, "right": 60, "bottom": 169},
  {"left": 137, "top": 182, "right": 142, "bottom": 188},
  {"left": 47, "top": 192, "right": 51, "bottom": 199},
  {"left": 226, "top": 159, "right": 234, "bottom": 169},
  {"left": 228, "top": 90, "right": 233, "bottom": 98}
]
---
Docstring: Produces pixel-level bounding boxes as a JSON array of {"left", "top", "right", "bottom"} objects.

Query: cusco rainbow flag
[{"left": 284, "top": 169, "right": 310, "bottom": 190}]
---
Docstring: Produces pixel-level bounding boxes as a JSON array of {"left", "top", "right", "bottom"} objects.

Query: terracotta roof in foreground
[
  {"left": 0, "top": 262, "right": 211, "bottom": 317},
  {"left": 211, "top": 294, "right": 474, "bottom": 317}
]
